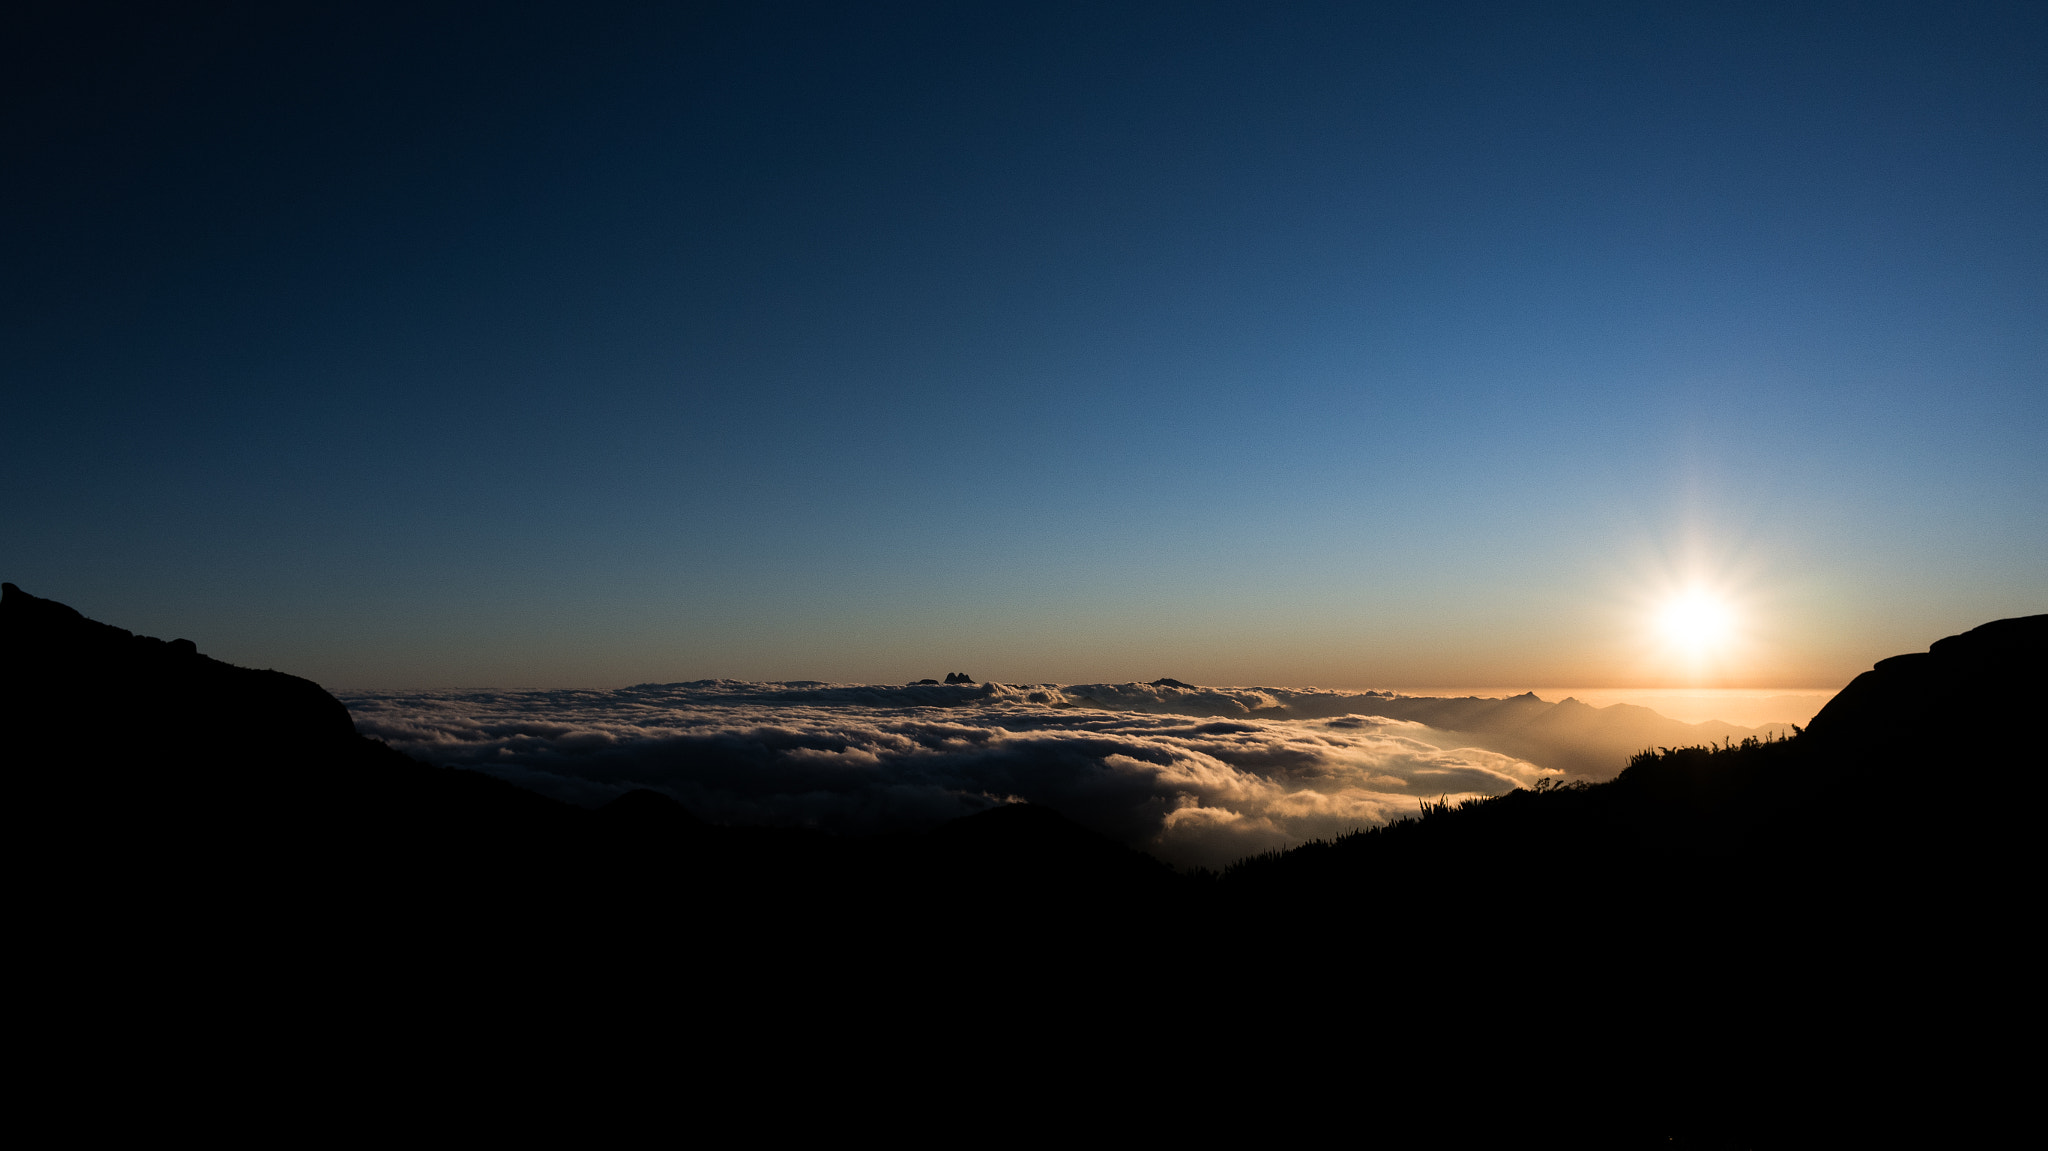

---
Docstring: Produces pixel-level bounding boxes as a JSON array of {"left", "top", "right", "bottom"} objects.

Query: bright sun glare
[
  {"left": 1655, "top": 591, "right": 1736, "bottom": 661},
  {"left": 1619, "top": 527, "right": 1766, "bottom": 684}
]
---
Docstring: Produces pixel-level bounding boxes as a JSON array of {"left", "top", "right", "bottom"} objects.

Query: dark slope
[
  {"left": 1211, "top": 615, "right": 2042, "bottom": 1139},
  {"left": 1223, "top": 615, "right": 2044, "bottom": 910},
  {"left": 1, "top": 582, "right": 1183, "bottom": 950},
  {"left": 10, "top": 583, "right": 2036, "bottom": 1142},
  {"left": 3, "top": 581, "right": 583, "bottom": 861},
  {"left": 2, "top": 580, "right": 355, "bottom": 759},
  {"left": 11, "top": 583, "right": 2032, "bottom": 948}
]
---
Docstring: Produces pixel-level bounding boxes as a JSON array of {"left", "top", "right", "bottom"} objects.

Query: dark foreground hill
[
  {"left": 0, "top": 582, "right": 1186, "bottom": 924},
  {"left": 6, "top": 581, "right": 2039, "bottom": 1143}
]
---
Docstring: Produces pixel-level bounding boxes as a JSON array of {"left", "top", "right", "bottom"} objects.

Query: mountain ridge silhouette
[{"left": 8, "top": 581, "right": 2037, "bottom": 1141}]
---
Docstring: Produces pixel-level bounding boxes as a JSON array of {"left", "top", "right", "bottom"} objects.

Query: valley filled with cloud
[{"left": 347, "top": 680, "right": 1573, "bottom": 869}]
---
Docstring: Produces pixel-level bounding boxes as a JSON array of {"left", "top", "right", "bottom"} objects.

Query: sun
[
  {"left": 1653, "top": 589, "right": 1738, "bottom": 669},
  {"left": 1657, "top": 591, "right": 1734, "bottom": 655},
  {"left": 1612, "top": 523, "right": 1768, "bottom": 685}
]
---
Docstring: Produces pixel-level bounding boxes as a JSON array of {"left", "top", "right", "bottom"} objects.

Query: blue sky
[{"left": 4, "top": 2, "right": 2042, "bottom": 688}]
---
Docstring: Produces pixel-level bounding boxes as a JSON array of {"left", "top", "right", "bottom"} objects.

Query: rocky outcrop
[
  {"left": 1781, "top": 613, "right": 2045, "bottom": 813},
  {"left": 1806, "top": 614, "right": 2045, "bottom": 748}
]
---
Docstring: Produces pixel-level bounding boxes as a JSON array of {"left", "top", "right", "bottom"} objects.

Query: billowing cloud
[{"left": 343, "top": 680, "right": 1556, "bottom": 869}]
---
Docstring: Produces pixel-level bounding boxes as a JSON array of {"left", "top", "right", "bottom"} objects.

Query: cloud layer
[{"left": 343, "top": 680, "right": 1556, "bottom": 869}]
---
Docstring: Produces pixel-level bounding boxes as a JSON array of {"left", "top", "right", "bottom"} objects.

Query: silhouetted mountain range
[
  {"left": 1268, "top": 688, "right": 1795, "bottom": 777},
  {"left": 8, "top": 581, "right": 2037, "bottom": 1143},
  {"left": 937, "top": 677, "right": 1798, "bottom": 778}
]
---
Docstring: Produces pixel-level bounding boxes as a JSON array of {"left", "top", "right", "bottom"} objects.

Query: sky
[{"left": 4, "top": 1, "right": 2043, "bottom": 691}]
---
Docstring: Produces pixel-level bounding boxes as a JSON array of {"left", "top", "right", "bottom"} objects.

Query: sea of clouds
[{"left": 343, "top": 680, "right": 1558, "bottom": 869}]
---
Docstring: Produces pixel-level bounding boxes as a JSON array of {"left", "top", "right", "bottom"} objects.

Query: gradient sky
[{"left": 5, "top": 2, "right": 2043, "bottom": 690}]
